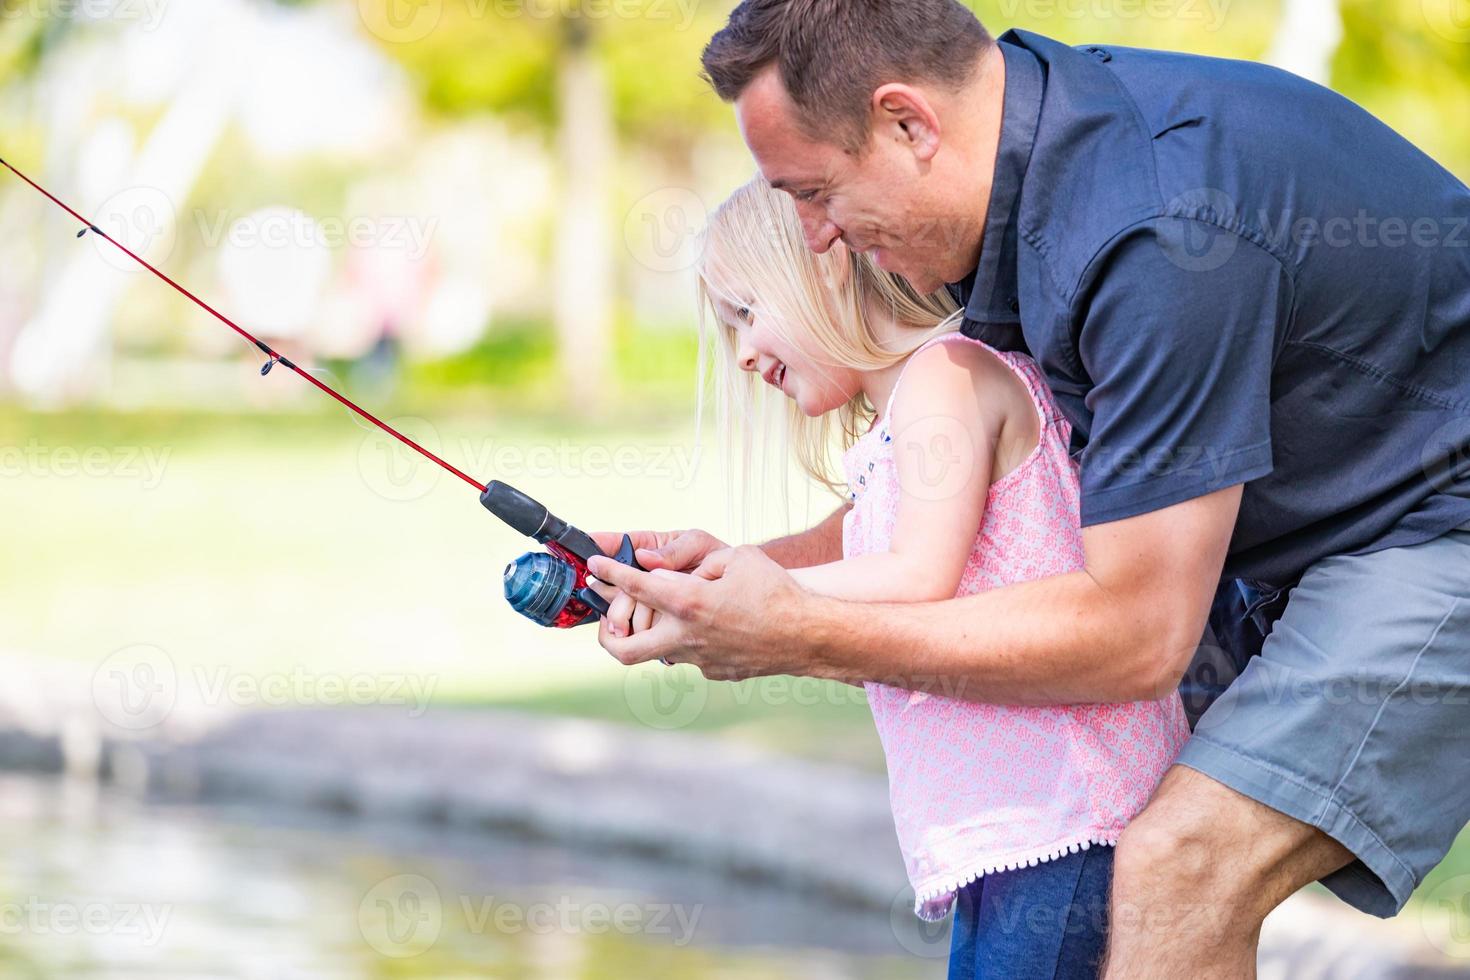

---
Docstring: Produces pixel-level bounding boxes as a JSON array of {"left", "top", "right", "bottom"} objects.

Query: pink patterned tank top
[{"left": 842, "top": 332, "right": 1190, "bottom": 920}]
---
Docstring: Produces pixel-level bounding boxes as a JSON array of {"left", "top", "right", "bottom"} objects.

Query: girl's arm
[{"left": 789, "top": 342, "right": 1008, "bottom": 604}]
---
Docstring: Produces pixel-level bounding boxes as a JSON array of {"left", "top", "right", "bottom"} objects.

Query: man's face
[{"left": 735, "top": 68, "right": 980, "bottom": 295}]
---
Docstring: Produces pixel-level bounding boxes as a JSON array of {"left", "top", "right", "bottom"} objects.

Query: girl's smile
[{"left": 762, "top": 361, "right": 787, "bottom": 393}]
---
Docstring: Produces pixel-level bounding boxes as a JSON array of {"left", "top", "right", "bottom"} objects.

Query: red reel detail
[{"left": 545, "top": 541, "right": 598, "bottom": 629}]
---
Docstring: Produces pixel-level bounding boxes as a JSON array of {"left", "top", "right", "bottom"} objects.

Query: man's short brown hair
[{"left": 701, "top": 0, "right": 992, "bottom": 153}]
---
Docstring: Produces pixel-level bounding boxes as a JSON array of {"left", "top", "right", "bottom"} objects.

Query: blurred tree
[
  {"left": 552, "top": 13, "right": 614, "bottom": 415},
  {"left": 0, "top": 5, "right": 57, "bottom": 81},
  {"left": 974, "top": 0, "right": 1280, "bottom": 60},
  {"left": 1334, "top": 0, "right": 1470, "bottom": 181},
  {"left": 368, "top": 0, "right": 735, "bottom": 411}
]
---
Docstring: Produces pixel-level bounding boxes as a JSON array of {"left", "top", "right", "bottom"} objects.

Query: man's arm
[
  {"left": 807, "top": 485, "right": 1238, "bottom": 703},
  {"left": 759, "top": 503, "right": 848, "bottom": 569},
  {"left": 589, "top": 484, "right": 1240, "bottom": 704}
]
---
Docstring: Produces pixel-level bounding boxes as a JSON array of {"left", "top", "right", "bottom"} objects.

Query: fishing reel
[{"left": 481, "top": 481, "right": 643, "bottom": 629}]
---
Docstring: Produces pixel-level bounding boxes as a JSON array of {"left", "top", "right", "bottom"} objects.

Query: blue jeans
[{"left": 947, "top": 845, "right": 1113, "bottom": 980}]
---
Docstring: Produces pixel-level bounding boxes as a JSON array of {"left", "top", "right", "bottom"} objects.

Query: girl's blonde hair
[{"left": 696, "top": 176, "right": 962, "bottom": 520}]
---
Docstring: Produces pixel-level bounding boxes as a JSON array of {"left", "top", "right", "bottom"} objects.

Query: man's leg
[
  {"left": 1106, "top": 519, "right": 1470, "bottom": 978},
  {"left": 1103, "top": 766, "right": 1351, "bottom": 978}
]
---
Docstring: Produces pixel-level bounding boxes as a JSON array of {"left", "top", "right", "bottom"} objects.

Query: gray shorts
[{"left": 1176, "top": 519, "right": 1470, "bottom": 917}]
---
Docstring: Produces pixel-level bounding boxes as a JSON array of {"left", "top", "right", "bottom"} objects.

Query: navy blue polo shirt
[{"left": 952, "top": 29, "right": 1470, "bottom": 587}]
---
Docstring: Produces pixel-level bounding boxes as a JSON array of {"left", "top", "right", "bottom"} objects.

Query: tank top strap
[{"left": 883, "top": 330, "right": 1064, "bottom": 429}]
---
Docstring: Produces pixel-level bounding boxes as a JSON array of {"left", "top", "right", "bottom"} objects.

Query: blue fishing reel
[{"left": 481, "top": 481, "right": 642, "bottom": 629}]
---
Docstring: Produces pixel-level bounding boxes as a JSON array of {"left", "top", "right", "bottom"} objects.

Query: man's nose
[{"left": 797, "top": 203, "right": 841, "bottom": 254}]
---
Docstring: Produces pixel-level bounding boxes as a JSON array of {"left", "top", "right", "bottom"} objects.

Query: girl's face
[{"left": 714, "top": 293, "right": 862, "bottom": 418}]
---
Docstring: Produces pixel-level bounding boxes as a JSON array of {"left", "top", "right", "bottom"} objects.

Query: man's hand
[
  {"left": 588, "top": 529, "right": 729, "bottom": 638},
  {"left": 588, "top": 528, "right": 728, "bottom": 573},
  {"left": 586, "top": 545, "right": 815, "bottom": 680}
]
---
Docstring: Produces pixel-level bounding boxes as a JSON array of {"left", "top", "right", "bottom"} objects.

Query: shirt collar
[{"left": 950, "top": 32, "right": 1045, "bottom": 331}]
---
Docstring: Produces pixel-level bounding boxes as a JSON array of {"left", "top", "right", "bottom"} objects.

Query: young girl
[{"left": 627, "top": 177, "right": 1190, "bottom": 977}]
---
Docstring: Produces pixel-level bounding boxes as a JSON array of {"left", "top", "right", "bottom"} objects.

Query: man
[{"left": 587, "top": 1, "right": 1470, "bottom": 975}]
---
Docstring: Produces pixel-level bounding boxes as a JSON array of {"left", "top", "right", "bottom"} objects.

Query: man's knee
[
  {"left": 1114, "top": 770, "right": 1220, "bottom": 896},
  {"left": 1110, "top": 766, "right": 1279, "bottom": 953},
  {"left": 1114, "top": 764, "right": 1353, "bottom": 920}
]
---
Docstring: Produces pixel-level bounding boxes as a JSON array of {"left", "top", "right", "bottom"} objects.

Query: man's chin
[
  {"left": 903, "top": 270, "right": 946, "bottom": 295},
  {"left": 865, "top": 248, "right": 948, "bottom": 295}
]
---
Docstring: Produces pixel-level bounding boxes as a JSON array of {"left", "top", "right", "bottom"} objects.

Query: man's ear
[{"left": 871, "top": 84, "right": 942, "bottom": 162}]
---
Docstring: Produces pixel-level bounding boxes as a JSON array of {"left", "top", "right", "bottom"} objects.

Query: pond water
[{"left": 0, "top": 774, "right": 950, "bottom": 978}]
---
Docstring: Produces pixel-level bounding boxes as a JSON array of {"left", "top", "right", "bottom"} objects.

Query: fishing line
[
  {"left": 0, "top": 154, "right": 487, "bottom": 495},
  {"left": 1, "top": 153, "right": 646, "bottom": 631}
]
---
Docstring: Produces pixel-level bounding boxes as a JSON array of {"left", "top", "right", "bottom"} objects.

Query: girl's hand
[
  {"left": 589, "top": 529, "right": 723, "bottom": 641},
  {"left": 596, "top": 548, "right": 734, "bottom": 643},
  {"left": 600, "top": 584, "right": 661, "bottom": 639},
  {"left": 588, "top": 546, "right": 813, "bottom": 681}
]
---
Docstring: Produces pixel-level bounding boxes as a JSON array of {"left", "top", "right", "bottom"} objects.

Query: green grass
[
  {"left": 0, "top": 403, "right": 833, "bottom": 725},
  {"left": 0, "top": 401, "right": 878, "bottom": 767}
]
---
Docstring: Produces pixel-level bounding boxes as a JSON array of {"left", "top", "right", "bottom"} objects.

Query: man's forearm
[
  {"left": 797, "top": 569, "right": 1190, "bottom": 707},
  {"left": 759, "top": 504, "right": 848, "bottom": 569}
]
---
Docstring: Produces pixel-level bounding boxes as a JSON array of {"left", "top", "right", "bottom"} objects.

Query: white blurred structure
[
  {"left": 1266, "top": 0, "right": 1344, "bottom": 85},
  {"left": 3, "top": 0, "right": 513, "bottom": 403}
]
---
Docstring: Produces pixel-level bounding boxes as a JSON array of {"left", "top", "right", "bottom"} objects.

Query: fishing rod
[{"left": 0, "top": 154, "right": 641, "bottom": 630}]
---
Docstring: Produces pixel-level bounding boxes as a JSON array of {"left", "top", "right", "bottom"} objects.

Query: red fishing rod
[{"left": 1, "top": 154, "right": 640, "bottom": 630}]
